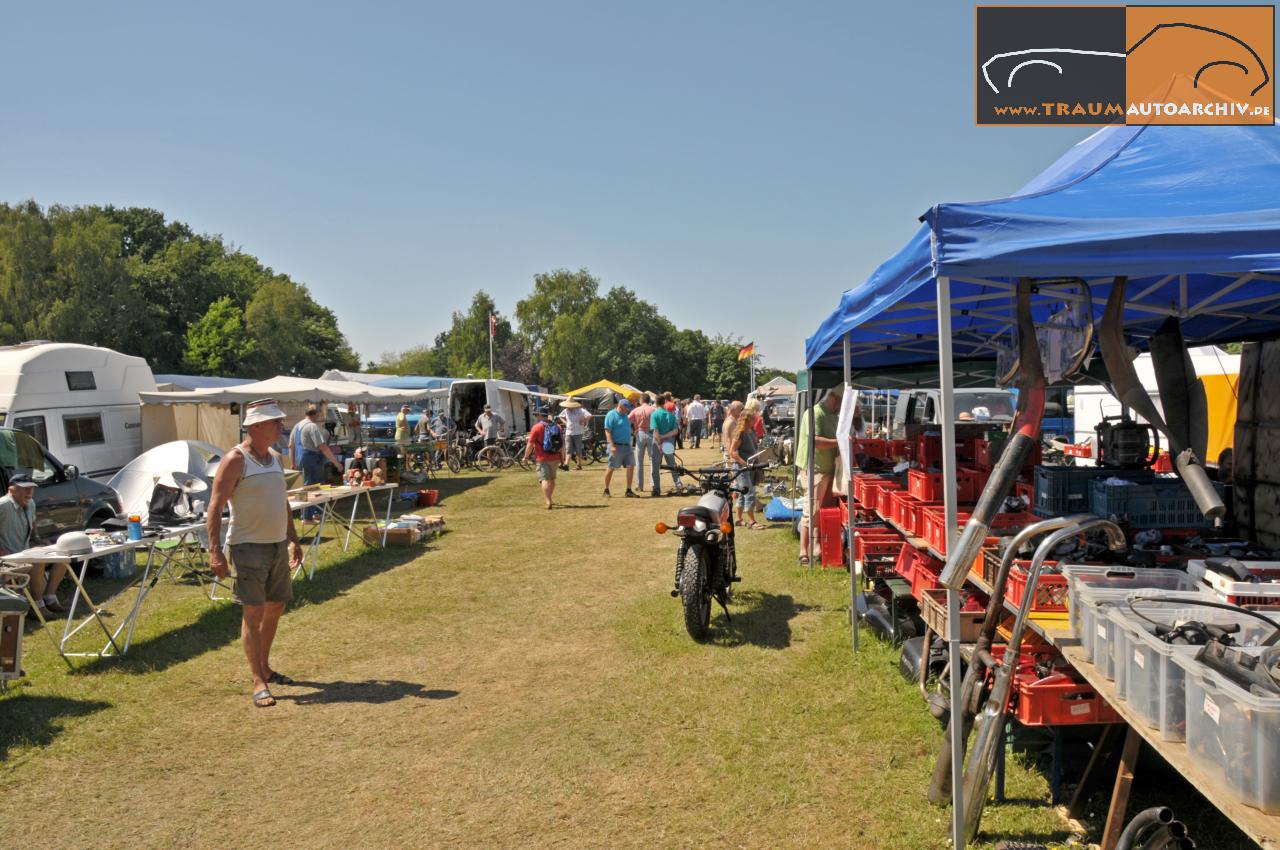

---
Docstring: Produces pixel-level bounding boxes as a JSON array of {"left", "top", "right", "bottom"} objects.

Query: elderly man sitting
[{"left": 0, "top": 472, "right": 65, "bottom": 618}]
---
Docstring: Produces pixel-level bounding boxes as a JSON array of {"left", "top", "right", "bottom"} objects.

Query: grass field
[{"left": 0, "top": 446, "right": 1258, "bottom": 848}]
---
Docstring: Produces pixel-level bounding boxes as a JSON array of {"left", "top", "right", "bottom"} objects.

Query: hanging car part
[
  {"left": 1095, "top": 414, "right": 1161, "bottom": 468},
  {"left": 939, "top": 277, "right": 1046, "bottom": 591},
  {"left": 1098, "top": 278, "right": 1224, "bottom": 519},
  {"left": 1149, "top": 315, "right": 1209, "bottom": 463}
]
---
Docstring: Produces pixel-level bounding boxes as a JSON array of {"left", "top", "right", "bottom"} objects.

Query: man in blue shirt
[{"left": 602, "top": 398, "right": 637, "bottom": 499}]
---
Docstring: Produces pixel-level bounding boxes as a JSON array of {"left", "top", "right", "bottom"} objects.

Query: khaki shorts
[
  {"left": 799, "top": 472, "right": 835, "bottom": 522},
  {"left": 536, "top": 461, "right": 559, "bottom": 482},
  {"left": 230, "top": 541, "right": 293, "bottom": 606}
]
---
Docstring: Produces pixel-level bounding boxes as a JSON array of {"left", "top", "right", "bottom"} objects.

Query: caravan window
[
  {"left": 12, "top": 415, "right": 48, "bottom": 449},
  {"left": 65, "top": 371, "right": 96, "bottom": 391},
  {"left": 63, "top": 414, "right": 105, "bottom": 447}
]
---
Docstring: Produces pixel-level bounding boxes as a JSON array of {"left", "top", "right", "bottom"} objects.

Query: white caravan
[{"left": 0, "top": 342, "right": 157, "bottom": 480}]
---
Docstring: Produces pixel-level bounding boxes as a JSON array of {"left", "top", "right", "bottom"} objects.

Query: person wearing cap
[
  {"left": 207, "top": 399, "right": 304, "bottom": 708},
  {"left": 602, "top": 398, "right": 637, "bottom": 498},
  {"left": 558, "top": 400, "right": 591, "bottom": 471},
  {"left": 795, "top": 386, "right": 843, "bottom": 565},
  {"left": 0, "top": 472, "right": 64, "bottom": 618},
  {"left": 298, "top": 406, "right": 343, "bottom": 522},
  {"left": 523, "top": 409, "right": 564, "bottom": 509},
  {"left": 650, "top": 399, "right": 684, "bottom": 495}
]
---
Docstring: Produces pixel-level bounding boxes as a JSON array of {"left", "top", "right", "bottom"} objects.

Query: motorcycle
[{"left": 655, "top": 463, "right": 767, "bottom": 641}]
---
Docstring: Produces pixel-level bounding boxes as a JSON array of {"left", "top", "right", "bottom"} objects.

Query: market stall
[{"left": 804, "top": 121, "right": 1280, "bottom": 849}]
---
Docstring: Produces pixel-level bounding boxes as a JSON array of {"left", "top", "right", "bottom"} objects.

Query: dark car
[{"left": 0, "top": 427, "right": 122, "bottom": 541}]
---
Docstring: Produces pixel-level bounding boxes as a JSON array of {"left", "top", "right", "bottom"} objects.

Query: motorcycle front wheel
[{"left": 679, "top": 544, "right": 711, "bottom": 641}]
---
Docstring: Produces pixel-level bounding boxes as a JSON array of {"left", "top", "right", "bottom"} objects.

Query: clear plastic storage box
[
  {"left": 1110, "top": 603, "right": 1280, "bottom": 742},
  {"left": 1176, "top": 647, "right": 1280, "bottom": 814},
  {"left": 1063, "top": 564, "right": 1200, "bottom": 640}
]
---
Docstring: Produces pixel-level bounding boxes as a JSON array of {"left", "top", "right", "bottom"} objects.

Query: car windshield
[{"left": 954, "top": 392, "right": 1015, "bottom": 421}]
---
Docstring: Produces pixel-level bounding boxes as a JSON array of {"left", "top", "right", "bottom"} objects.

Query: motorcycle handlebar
[{"left": 675, "top": 463, "right": 769, "bottom": 476}]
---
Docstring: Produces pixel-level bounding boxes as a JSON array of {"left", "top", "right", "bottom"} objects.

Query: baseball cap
[
  {"left": 618, "top": 398, "right": 633, "bottom": 410},
  {"left": 243, "top": 398, "right": 286, "bottom": 426},
  {"left": 8, "top": 472, "right": 37, "bottom": 488}
]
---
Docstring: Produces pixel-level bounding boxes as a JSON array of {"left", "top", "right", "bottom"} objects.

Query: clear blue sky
[{"left": 6, "top": 1, "right": 1117, "bottom": 372}]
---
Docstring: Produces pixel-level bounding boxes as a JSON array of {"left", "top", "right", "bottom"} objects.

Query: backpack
[{"left": 542, "top": 422, "right": 563, "bottom": 454}]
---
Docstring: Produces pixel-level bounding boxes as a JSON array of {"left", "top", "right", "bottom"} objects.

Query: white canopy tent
[{"left": 139, "top": 377, "right": 447, "bottom": 453}]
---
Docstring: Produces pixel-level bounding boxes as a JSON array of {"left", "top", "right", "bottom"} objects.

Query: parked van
[
  {"left": 891, "top": 387, "right": 1017, "bottom": 437},
  {"left": 363, "top": 377, "right": 533, "bottom": 442},
  {"left": 0, "top": 342, "right": 157, "bottom": 480}
]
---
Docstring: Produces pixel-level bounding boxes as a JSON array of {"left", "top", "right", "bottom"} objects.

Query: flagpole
[{"left": 750, "top": 351, "right": 756, "bottom": 393}]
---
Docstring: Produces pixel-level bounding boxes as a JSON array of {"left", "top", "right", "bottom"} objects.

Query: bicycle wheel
[
  {"left": 589, "top": 440, "right": 608, "bottom": 464},
  {"left": 477, "top": 445, "right": 507, "bottom": 472},
  {"left": 446, "top": 451, "right": 462, "bottom": 474}
]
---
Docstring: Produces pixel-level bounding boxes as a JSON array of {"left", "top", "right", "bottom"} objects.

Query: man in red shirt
[
  {"left": 629, "top": 394, "right": 657, "bottom": 495},
  {"left": 524, "top": 409, "right": 566, "bottom": 509}
]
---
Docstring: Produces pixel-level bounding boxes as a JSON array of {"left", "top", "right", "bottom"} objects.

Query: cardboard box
[{"left": 363, "top": 525, "right": 421, "bottom": 546}]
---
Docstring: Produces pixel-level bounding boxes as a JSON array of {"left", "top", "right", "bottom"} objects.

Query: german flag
[{"left": 737, "top": 342, "right": 755, "bottom": 361}]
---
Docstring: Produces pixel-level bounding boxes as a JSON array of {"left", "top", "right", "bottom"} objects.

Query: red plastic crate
[
  {"left": 909, "top": 469, "right": 943, "bottom": 501},
  {"left": 818, "top": 507, "right": 845, "bottom": 567},
  {"left": 1003, "top": 563, "right": 1068, "bottom": 616},
  {"left": 909, "top": 555, "right": 944, "bottom": 598},
  {"left": 853, "top": 530, "right": 902, "bottom": 564},
  {"left": 958, "top": 466, "right": 984, "bottom": 503},
  {"left": 1153, "top": 451, "right": 1173, "bottom": 473},
  {"left": 902, "top": 499, "right": 943, "bottom": 537},
  {"left": 876, "top": 483, "right": 902, "bottom": 517},
  {"left": 1015, "top": 672, "right": 1122, "bottom": 726},
  {"left": 891, "top": 542, "right": 915, "bottom": 581},
  {"left": 890, "top": 491, "right": 919, "bottom": 529},
  {"left": 888, "top": 439, "right": 911, "bottom": 460},
  {"left": 855, "top": 438, "right": 889, "bottom": 460},
  {"left": 1064, "top": 442, "right": 1092, "bottom": 458},
  {"left": 920, "top": 509, "right": 1037, "bottom": 556},
  {"left": 853, "top": 475, "right": 894, "bottom": 509}
]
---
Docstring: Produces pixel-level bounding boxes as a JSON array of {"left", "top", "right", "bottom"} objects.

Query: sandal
[
  {"left": 748, "top": 522, "right": 767, "bottom": 530},
  {"left": 252, "top": 688, "right": 276, "bottom": 708},
  {"left": 798, "top": 555, "right": 810, "bottom": 566},
  {"left": 267, "top": 671, "right": 295, "bottom": 686},
  {"left": 735, "top": 520, "right": 746, "bottom": 527}
]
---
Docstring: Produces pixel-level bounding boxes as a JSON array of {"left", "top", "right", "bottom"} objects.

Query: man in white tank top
[{"left": 207, "top": 399, "right": 303, "bottom": 708}]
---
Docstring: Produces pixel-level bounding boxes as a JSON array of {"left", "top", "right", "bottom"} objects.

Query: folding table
[{"left": 289, "top": 483, "right": 397, "bottom": 579}]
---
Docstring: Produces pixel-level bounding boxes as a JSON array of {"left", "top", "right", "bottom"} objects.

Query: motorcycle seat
[{"left": 678, "top": 505, "right": 720, "bottom": 525}]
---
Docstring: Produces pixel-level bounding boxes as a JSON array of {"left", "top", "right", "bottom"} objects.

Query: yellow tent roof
[{"left": 561, "top": 379, "right": 640, "bottom": 400}]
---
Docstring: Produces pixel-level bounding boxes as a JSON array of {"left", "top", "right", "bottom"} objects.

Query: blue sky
[{"left": 5, "top": 2, "right": 1120, "bottom": 371}]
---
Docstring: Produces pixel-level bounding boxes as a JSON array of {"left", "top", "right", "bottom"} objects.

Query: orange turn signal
[
  {"left": 655, "top": 522, "right": 669, "bottom": 534},
  {"left": 720, "top": 522, "right": 734, "bottom": 535}
]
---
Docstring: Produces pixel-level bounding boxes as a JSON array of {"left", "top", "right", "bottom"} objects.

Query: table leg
[
  {"left": 342, "top": 492, "right": 360, "bottom": 551},
  {"left": 59, "top": 560, "right": 125, "bottom": 658},
  {"left": 120, "top": 544, "right": 160, "bottom": 653},
  {"left": 380, "top": 487, "right": 392, "bottom": 547},
  {"left": 1100, "top": 725, "right": 1142, "bottom": 850},
  {"left": 16, "top": 581, "right": 72, "bottom": 667},
  {"left": 1068, "top": 724, "right": 1125, "bottom": 819},
  {"left": 308, "top": 501, "right": 331, "bottom": 580}
]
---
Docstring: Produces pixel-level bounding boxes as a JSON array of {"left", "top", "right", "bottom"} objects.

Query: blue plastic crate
[
  {"left": 1089, "top": 476, "right": 1222, "bottom": 529},
  {"left": 1032, "top": 466, "right": 1154, "bottom": 518}
]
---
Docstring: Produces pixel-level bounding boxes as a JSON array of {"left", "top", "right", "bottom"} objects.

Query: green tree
[
  {"left": 514, "top": 268, "right": 599, "bottom": 365},
  {"left": 706, "top": 338, "right": 750, "bottom": 399},
  {"left": 756, "top": 367, "right": 797, "bottom": 385},
  {"left": 431, "top": 291, "right": 513, "bottom": 378},
  {"left": 372, "top": 344, "right": 438, "bottom": 376},
  {"left": 184, "top": 296, "right": 255, "bottom": 375},
  {"left": 244, "top": 278, "right": 359, "bottom": 377}
]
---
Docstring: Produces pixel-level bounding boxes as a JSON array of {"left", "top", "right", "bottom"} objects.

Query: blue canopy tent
[
  {"left": 807, "top": 122, "right": 1280, "bottom": 372},
  {"left": 802, "top": 122, "right": 1280, "bottom": 849}
]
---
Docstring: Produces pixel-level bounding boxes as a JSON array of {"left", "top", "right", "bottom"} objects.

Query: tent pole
[
  {"left": 844, "top": 334, "right": 858, "bottom": 653},
  {"left": 937, "top": 275, "right": 965, "bottom": 850},
  {"left": 807, "top": 384, "right": 817, "bottom": 574}
]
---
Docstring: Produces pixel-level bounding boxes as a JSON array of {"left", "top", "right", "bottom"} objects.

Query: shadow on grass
[
  {"left": 414, "top": 475, "right": 497, "bottom": 506},
  {"left": 71, "top": 545, "right": 426, "bottom": 678},
  {"left": 277, "top": 679, "right": 459, "bottom": 705},
  {"left": 553, "top": 504, "right": 608, "bottom": 510},
  {"left": 0, "top": 693, "right": 111, "bottom": 758},
  {"left": 709, "top": 590, "right": 812, "bottom": 649}
]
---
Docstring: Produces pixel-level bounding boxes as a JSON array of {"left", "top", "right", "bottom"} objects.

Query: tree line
[
  {"left": 0, "top": 201, "right": 358, "bottom": 378},
  {"left": 371, "top": 268, "right": 793, "bottom": 398},
  {"left": 0, "top": 203, "right": 792, "bottom": 396}
]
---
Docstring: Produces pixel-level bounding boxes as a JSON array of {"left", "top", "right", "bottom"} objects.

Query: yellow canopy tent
[{"left": 561, "top": 379, "right": 640, "bottom": 400}]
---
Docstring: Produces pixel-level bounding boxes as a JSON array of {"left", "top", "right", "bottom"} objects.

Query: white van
[
  {"left": 0, "top": 342, "right": 157, "bottom": 480},
  {"left": 444, "top": 379, "right": 534, "bottom": 437},
  {"left": 891, "top": 387, "right": 1017, "bottom": 437}
]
